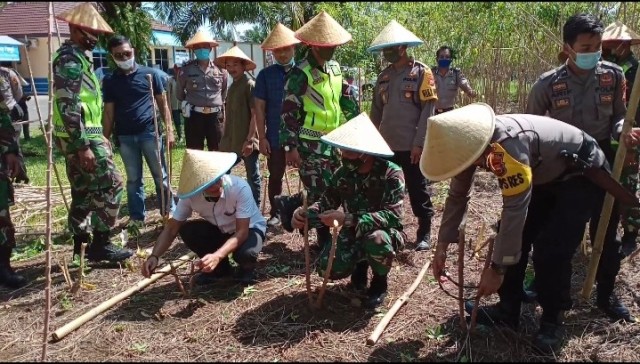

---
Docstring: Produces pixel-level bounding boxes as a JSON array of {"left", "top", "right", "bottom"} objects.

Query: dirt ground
[{"left": 1, "top": 171, "right": 640, "bottom": 362}]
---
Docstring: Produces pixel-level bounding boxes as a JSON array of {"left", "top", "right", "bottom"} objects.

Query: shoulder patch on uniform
[
  {"left": 419, "top": 66, "right": 437, "bottom": 102},
  {"left": 489, "top": 143, "right": 532, "bottom": 197},
  {"left": 59, "top": 58, "right": 83, "bottom": 80}
]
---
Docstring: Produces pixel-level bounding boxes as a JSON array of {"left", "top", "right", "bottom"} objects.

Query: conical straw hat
[
  {"left": 367, "top": 20, "right": 423, "bottom": 53},
  {"left": 185, "top": 30, "right": 219, "bottom": 49},
  {"left": 261, "top": 23, "right": 301, "bottom": 50},
  {"left": 420, "top": 103, "right": 496, "bottom": 181},
  {"left": 320, "top": 112, "right": 393, "bottom": 157},
  {"left": 55, "top": 3, "right": 113, "bottom": 34},
  {"left": 294, "top": 11, "right": 352, "bottom": 47},
  {"left": 177, "top": 149, "right": 238, "bottom": 199},
  {"left": 603, "top": 21, "right": 640, "bottom": 46},
  {"left": 214, "top": 46, "right": 257, "bottom": 71}
]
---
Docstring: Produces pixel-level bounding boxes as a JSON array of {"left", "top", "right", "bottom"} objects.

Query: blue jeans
[
  {"left": 117, "top": 132, "right": 175, "bottom": 221},
  {"left": 236, "top": 150, "right": 261, "bottom": 208}
]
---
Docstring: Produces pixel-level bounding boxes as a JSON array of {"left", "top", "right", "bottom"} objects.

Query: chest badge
[{"left": 599, "top": 73, "right": 613, "bottom": 87}]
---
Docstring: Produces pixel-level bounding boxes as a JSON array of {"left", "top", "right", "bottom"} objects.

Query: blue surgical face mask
[
  {"left": 574, "top": 50, "right": 601, "bottom": 70},
  {"left": 276, "top": 57, "right": 294, "bottom": 67},
  {"left": 194, "top": 48, "right": 211, "bottom": 61},
  {"left": 437, "top": 59, "right": 452, "bottom": 68}
]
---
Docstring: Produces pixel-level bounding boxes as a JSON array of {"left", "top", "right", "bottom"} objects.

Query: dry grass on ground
[{"left": 1, "top": 171, "right": 640, "bottom": 362}]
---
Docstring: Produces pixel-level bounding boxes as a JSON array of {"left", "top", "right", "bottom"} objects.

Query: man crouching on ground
[
  {"left": 291, "top": 113, "right": 406, "bottom": 309},
  {"left": 141, "top": 149, "right": 266, "bottom": 285}
]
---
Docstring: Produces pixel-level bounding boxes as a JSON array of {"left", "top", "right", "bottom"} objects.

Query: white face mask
[{"left": 115, "top": 56, "right": 135, "bottom": 70}]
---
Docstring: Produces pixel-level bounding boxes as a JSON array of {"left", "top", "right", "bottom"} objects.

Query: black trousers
[
  {"left": 179, "top": 220, "right": 264, "bottom": 272},
  {"left": 388, "top": 151, "right": 434, "bottom": 219},
  {"left": 498, "top": 177, "right": 600, "bottom": 319},
  {"left": 267, "top": 147, "right": 287, "bottom": 217},
  {"left": 184, "top": 110, "right": 223, "bottom": 151}
]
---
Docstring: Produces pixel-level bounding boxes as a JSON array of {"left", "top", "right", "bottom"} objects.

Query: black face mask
[
  {"left": 79, "top": 28, "right": 98, "bottom": 51},
  {"left": 316, "top": 47, "right": 336, "bottom": 61},
  {"left": 383, "top": 48, "right": 401, "bottom": 63}
]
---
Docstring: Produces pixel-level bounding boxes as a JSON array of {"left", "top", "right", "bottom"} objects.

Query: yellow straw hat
[
  {"left": 420, "top": 103, "right": 496, "bottom": 181},
  {"left": 367, "top": 20, "right": 423, "bottom": 53},
  {"left": 55, "top": 3, "right": 113, "bottom": 34},
  {"left": 294, "top": 11, "right": 352, "bottom": 47},
  {"left": 261, "top": 23, "right": 301, "bottom": 50},
  {"left": 185, "top": 30, "right": 219, "bottom": 49},
  {"left": 321, "top": 112, "right": 393, "bottom": 157},
  {"left": 214, "top": 46, "right": 257, "bottom": 71},
  {"left": 177, "top": 149, "right": 238, "bottom": 199},
  {"left": 603, "top": 21, "right": 640, "bottom": 46}
]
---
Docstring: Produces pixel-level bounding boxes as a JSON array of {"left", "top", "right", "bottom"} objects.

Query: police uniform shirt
[
  {"left": 370, "top": 61, "right": 437, "bottom": 151},
  {"left": 0, "top": 67, "right": 23, "bottom": 111},
  {"left": 526, "top": 61, "right": 627, "bottom": 142},
  {"left": 177, "top": 60, "right": 228, "bottom": 108},
  {"left": 432, "top": 67, "right": 473, "bottom": 110},
  {"left": 438, "top": 114, "right": 607, "bottom": 265}
]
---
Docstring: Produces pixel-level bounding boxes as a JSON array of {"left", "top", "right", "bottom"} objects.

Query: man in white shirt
[{"left": 141, "top": 149, "right": 266, "bottom": 285}]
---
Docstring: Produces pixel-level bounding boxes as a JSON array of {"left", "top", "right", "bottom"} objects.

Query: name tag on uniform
[
  {"left": 554, "top": 98, "right": 571, "bottom": 108},
  {"left": 192, "top": 80, "right": 198, "bottom": 89},
  {"left": 600, "top": 94, "right": 613, "bottom": 104},
  {"left": 552, "top": 82, "right": 567, "bottom": 93},
  {"left": 599, "top": 73, "right": 613, "bottom": 87}
]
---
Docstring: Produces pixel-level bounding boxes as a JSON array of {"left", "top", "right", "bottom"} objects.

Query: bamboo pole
[
  {"left": 301, "top": 190, "right": 312, "bottom": 307},
  {"left": 457, "top": 214, "right": 467, "bottom": 331},
  {"left": 41, "top": 3, "right": 54, "bottom": 360},
  {"left": 366, "top": 258, "right": 431, "bottom": 346},
  {"left": 581, "top": 62, "right": 640, "bottom": 299},
  {"left": 147, "top": 74, "right": 167, "bottom": 221},
  {"left": 314, "top": 220, "right": 339, "bottom": 309},
  {"left": 52, "top": 252, "right": 196, "bottom": 341}
]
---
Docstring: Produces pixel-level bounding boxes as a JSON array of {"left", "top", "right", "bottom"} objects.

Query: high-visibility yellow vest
[
  {"left": 299, "top": 59, "right": 343, "bottom": 140},
  {"left": 52, "top": 48, "right": 103, "bottom": 138}
]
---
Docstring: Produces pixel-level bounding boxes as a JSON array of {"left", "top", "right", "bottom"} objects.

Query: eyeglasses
[{"left": 112, "top": 51, "right": 133, "bottom": 60}]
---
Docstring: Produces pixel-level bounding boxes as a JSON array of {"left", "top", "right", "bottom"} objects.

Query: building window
[
  {"left": 154, "top": 48, "right": 169, "bottom": 72},
  {"left": 174, "top": 49, "right": 189, "bottom": 67},
  {"left": 92, "top": 51, "right": 108, "bottom": 69}
]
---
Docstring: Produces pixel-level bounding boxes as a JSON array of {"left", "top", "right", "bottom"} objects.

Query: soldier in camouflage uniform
[
  {"left": 53, "top": 3, "right": 132, "bottom": 262},
  {"left": 602, "top": 21, "right": 640, "bottom": 256},
  {"left": 275, "top": 11, "right": 359, "bottom": 248},
  {"left": 292, "top": 113, "right": 405, "bottom": 309}
]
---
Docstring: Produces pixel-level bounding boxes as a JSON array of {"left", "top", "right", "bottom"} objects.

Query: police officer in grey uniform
[
  {"left": 431, "top": 45, "right": 477, "bottom": 115},
  {"left": 369, "top": 20, "right": 438, "bottom": 251},
  {"left": 177, "top": 30, "right": 228, "bottom": 151},
  {"left": 425, "top": 103, "right": 637, "bottom": 354},
  {"left": 526, "top": 14, "right": 635, "bottom": 324}
]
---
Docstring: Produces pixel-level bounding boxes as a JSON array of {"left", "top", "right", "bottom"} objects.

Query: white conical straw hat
[
  {"left": 261, "top": 23, "right": 301, "bottom": 50},
  {"left": 294, "top": 11, "right": 352, "bottom": 47},
  {"left": 56, "top": 3, "right": 113, "bottom": 34},
  {"left": 320, "top": 113, "right": 393, "bottom": 157},
  {"left": 603, "top": 21, "right": 640, "bottom": 45},
  {"left": 214, "top": 46, "right": 257, "bottom": 71},
  {"left": 185, "top": 30, "right": 219, "bottom": 48},
  {"left": 367, "top": 20, "right": 423, "bottom": 53},
  {"left": 177, "top": 149, "right": 238, "bottom": 199},
  {"left": 420, "top": 103, "right": 495, "bottom": 181}
]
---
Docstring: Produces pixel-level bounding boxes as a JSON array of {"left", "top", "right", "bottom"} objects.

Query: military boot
[
  {"left": 0, "top": 247, "right": 27, "bottom": 289},
  {"left": 364, "top": 273, "right": 388, "bottom": 309},
  {"left": 86, "top": 231, "right": 133, "bottom": 263},
  {"left": 414, "top": 217, "right": 432, "bottom": 251},
  {"left": 73, "top": 233, "right": 91, "bottom": 259},
  {"left": 350, "top": 260, "right": 369, "bottom": 292},
  {"left": 464, "top": 299, "right": 520, "bottom": 329},
  {"left": 274, "top": 193, "right": 303, "bottom": 232},
  {"left": 621, "top": 230, "right": 638, "bottom": 257},
  {"left": 532, "top": 311, "right": 566, "bottom": 355},
  {"left": 597, "top": 285, "right": 637, "bottom": 323}
]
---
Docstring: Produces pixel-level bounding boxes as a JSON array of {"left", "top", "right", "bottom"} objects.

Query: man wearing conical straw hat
[
  {"left": 368, "top": 20, "right": 438, "bottom": 252},
  {"left": 424, "top": 103, "right": 640, "bottom": 353},
  {"left": 602, "top": 21, "right": 640, "bottom": 258},
  {"left": 142, "top": 150, "right": 267, "bottom": 285},
  {"left": 177, "top": 30, "right": 228, "bottom": 152},
  {"left": 275, "top": 11, "right": 360, "bottom": 250},
  {"left": 52, "top": 3, "right": 133, "bottom": 263},
  {"left": 215, "top": 44, "right": 262, "bottom": 208},
  {"left": 528, "top": 14, "right": 635, "bottom": 326},
  {"left": 254, "top": 23, "right": 300, "bottom": 228},
  {"left": 291, "top": 113, "right": 406, "bottom": 309}
]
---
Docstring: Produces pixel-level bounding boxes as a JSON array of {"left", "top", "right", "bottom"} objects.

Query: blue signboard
[{"left": 0, "top": 36, "right": 23, "bottom": 62}]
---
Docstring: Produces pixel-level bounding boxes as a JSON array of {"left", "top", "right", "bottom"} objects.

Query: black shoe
[
  {"left": 464, "top": 300, "right": 520, "bottom": 329},
  {"left": 350, "top": 261, "right": 369, "bottom": 292},
  {"left": 533, "top": 321, "right": 565, "bottom": 355},
  {"left": 415, "top": 232, "right": 432, "bottom": 251},
  {"left": 364, "top": 274, "right": 388, "bottom": 309},
  {"left": 274, "top": 193, "right": 303, "bottom": 232},
  {"left": 597, "top": 294, "right": 637, "bottom": 323},
  {"left": 414, "top": 217, "right": 432, "bottom": 251},
  {"left": 0, "top": 264, "right": 27, "bottom": 289},
  {"left": 86, "top": 232, "right": 133, "bottom": 262},
  {"left": 267, "top": 215, "right": 281, "bottom": 227}
]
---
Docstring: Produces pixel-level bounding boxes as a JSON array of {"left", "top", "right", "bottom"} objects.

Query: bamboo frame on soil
[
  {"left": 581, "top": 63, "right": 640, "bottom": 300},
  {"left": 366, "top": 258, "right": 431, "bottom": 346},
  {"left": 51, "top": 252, "right": 196, "bottom": 342}
]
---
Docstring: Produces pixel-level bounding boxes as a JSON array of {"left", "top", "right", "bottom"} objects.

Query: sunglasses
[{"left": 112, "top": 51, "right": 133, "bottom": 60}]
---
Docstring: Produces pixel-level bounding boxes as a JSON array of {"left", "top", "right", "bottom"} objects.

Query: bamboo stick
[
  {"left": 582, "top": 60, "right": 640, "bottom": 300},
  {"left": 146, "top": 74, "right": 167, "bottom": 221},
  {"left": 315, "top": 220, "right": 339, "bottom": 309},
  {"left": 457, "top": 214, "right": 467, "bottom": 331},
  {"left": 51, "top": 252, "right": 196, "bottom": 341},
  {"left": 366, "top": 258, "right": 431, "bottom": 346},
  {"left": 301, "top": 190, "right": 312, "bottom": 307},
  {"left": 284, "top": 168, "right": 292, "bottom": 195}
]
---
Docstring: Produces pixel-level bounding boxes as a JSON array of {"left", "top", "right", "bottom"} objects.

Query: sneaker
[
  {"left": 86, "top": 243, "right": 133, "bottom": 262},
  {"left": 597, "top": 294, "right": 637, "bottom": 323},
  {"left": 464, "top": 300, "right": 520, "bottom": 329},
  {"left": 414, "top": 232, "right": 432, "bottom": 251},
  {"left": 415, "top": 218, "right": 432, "bottom": 251},
  {"left": 532, "top": 321, "right": 565, "bottom": 354}
]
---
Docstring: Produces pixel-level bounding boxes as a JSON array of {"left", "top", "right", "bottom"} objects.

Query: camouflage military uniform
[
  {"left": 0, "top": 77, "right": 21, "bottom": 252},
  {"left": 52, "top": 41, "right": 124, "bottom": 237},
  {"left": 306, "top": 158, "right": 406, "bottom": 278}
]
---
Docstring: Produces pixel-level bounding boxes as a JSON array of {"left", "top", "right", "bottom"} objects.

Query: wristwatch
[{"left": 490, "top": 261, "right": 509, "bottom": 275}]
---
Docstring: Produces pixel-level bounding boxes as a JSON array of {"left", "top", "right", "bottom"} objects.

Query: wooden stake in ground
[
  {"left": 301, "top": 190, "right": 313, "bottom": 307},
  {"left": 51, "top": 252, "right": 196, "bottom": 342},
  {"left": 367, "top": 258, "right": 432, "bottom": 346},
  {"left": 146, "top": 74, "right": 167, "bottom": 222},
  {"left": 582, "top": 63, "right": 640, "bottom": 300},
  {"left": 470, "top": 236, "right": 495, "bottom": 332},
  {"left": 457, "top": 214, "right": 467, "bottom": 331},
  {"left": 314, "top": 219, "right": 340, "bottom": 309}
]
